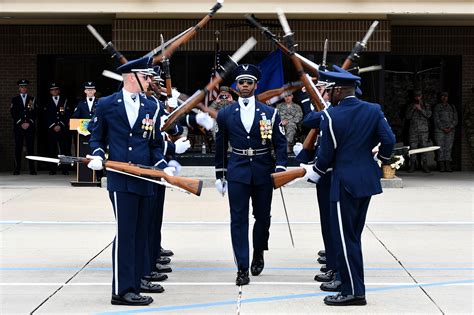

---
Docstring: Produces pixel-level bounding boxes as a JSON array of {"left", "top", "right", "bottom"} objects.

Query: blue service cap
[
  {"left": 17, "top": 79, "right": 29, "bottom": 86},
  {"left": 319, "top": 65, "right": 361, "bottom": 88},
  {"left": 84, "top": 81, "right": 96, "bottom": 89},
  {"left": 233, "top": 64, "right": 261, "bottom": 82},
  {"left": 116, "top": 56, "right": 153, "bottom": 74},
  {"left": 49, "top": 82, "right": 60, "bottom": 90}
]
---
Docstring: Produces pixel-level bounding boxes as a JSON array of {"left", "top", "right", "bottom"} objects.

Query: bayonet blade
[
  {"left": 102, "top": 70, "right": 123, "bottom": 81},
  {"left": 160, "top": 34, "right": 166, "bottom": 61},
  {"left": 143, "top": 27, "right": 193, "bottom": 59},
  {"left": 26, "top": 156, "right": 60, "bottom": 164},
  {"left": 361, "top": 20, "right": 379, "bottom": 47},
  {"left": 86, "top": 24, "right": 108, "bottom": 48},
  {"left": 322, "top": 39, "right": 328, "bottom": 68}
]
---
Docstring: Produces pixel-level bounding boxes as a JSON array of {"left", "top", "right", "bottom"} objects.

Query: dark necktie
[
  {"left": 131, "top": 94, "right": 137, "bottom": 102},
  {"left": 89, "top": 98, "right": 93, "bottom": 102},
  {"left": 243, "top": 98, "right": 249, "bottom": 106},
  {"left": 54, "top": 96, "right": 58, "bottom": 101}
]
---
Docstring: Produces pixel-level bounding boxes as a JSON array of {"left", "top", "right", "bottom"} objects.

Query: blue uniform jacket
[
  {"left": 315, "top": 97, "right": 395, "bottom": 201},
  {"left": 72, "top": 98, "right": 98, "bottom": 119},
  {"left": 215, "top": 100, "right": 288, "bottom": 185},
  {"left": 89, "top": 91, "right": 167, "bottom": 196}
]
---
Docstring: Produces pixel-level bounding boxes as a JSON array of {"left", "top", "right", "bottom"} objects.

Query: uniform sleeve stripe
[
  {"left": 163, "top": 141, "right": 168, "bottom": 155},
  {"left": 93, "top": 148, "right": 105, "bottom": 154},
  {"left": 215, "top": 168, "right": 227, "bottom": 172},
  {"left": 323, "top": 109, "right": 337, "bottom": 149},
  {"left": 275, "top": 165, "right": 287, "bottom": 171},
  {"left": 315, "top": 165, "right": 326, "bottom": 175},
  {"left": 154, "top": 159, "right": 166, "bottom": 167}
]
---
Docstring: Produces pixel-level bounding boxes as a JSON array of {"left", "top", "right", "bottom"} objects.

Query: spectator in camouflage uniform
[
  {"left": 276, "top": 93, "right": 303, "bottom": 152},
  {"left": 406, "top": 91, "right": 432, "bottom": 173},
  {"left": 209, "top": 86, "right": 234, "bottom": 111},
  {"left": 433, "top": 92, "right": 458, "bottom": 172}
]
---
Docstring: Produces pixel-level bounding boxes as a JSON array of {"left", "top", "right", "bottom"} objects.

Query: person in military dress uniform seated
[
  {"left": 300, "top": 69, "right": 395, "bottom": 306},
  {"left": 87, "top": 56, "right": 174, "bottom": 306},
  {"left": 10, "top": 79, "right": 37, "bottom": 175},
  {"left": 45, "top": 82, "right": 71, "bottom": 175},
  {"left": 214, "top": 64, "right": 288, "bottom": 286},
  {"left": 72, "top": 81, "right": 98, "bottom": 119}
]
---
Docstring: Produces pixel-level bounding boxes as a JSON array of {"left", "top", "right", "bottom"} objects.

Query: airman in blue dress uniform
[
  {"left": 300, "top": 68, "right": 395, "bottom": 306},
  {"left": 72, "top": 81, "right": 98, "bottom": 119},
  {"left": 214, "top": 64, "right": 288, "bottom": 286},
  {"left": 10, "top": 79, "right": 37, "bottom": 175},
  {"left": 45, "top": 82, "right": 70, "bottom": 175},
  {"left": 88, "top": 56, "right": 171, "bottom": 306}
]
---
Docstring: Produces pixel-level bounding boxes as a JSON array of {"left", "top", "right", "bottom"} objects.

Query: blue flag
[{"left": 231, "top": 49, "right": 284, "bottom": 95}]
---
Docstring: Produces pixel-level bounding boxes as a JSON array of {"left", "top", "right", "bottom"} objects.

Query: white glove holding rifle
[
  {"left": 86, "top": 155, "right": 103, "bottom": 171},
  {"left": 300, "top": 163, "right": 321, "bottom": 184}
]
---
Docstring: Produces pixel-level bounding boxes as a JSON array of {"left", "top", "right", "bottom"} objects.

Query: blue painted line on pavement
[
  {"left": 1, "top": 266, "right": 473, "bottom": 271},
  {"left": 95, "top": 279, "right": 474, "bottom": 314}
]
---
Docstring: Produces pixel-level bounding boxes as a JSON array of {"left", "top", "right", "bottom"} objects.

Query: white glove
[
  {"left": 167, "top": 160, "right": 182, "bottom": 176},
  {"left": 174, "top": 137, "right": 191, "bottom": 154},
  {"left": 300, "top": 163, "right": 321, "bottom": 184},
  {"left": 163, "top": 166, "right": 176, "bottom": 177},
  {"left": 86, "top": 155, "right": 103, "bottom": 171},
  {"left": 171, "top": 88, "right": 181, "bottom": 99},
  {"left": 215, "top": 179, "right": 227, "bottom": 196},
  {"left": 167, "top": 97, "right": 178, "bottom": 109},
  {"left": 196, "top": 112, "right": 215, "bottom": 131},
  {"left": 293, "top": 142, "right": 303, "bottom": 156}
]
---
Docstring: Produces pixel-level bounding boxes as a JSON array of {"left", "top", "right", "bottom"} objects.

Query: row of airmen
[
  {"left": 11, "top": 80, "right": 99, "bottom": 175},
  {"left": 79, "top": 52, "right": 396, "bottom": 307}
]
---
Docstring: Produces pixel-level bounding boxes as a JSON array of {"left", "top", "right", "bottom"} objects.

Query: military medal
[
  {"left": 259, "top": 113, "right": 272, "bottom": 145},
  {"left": 141, "top": 113, "right": 154, "bottom": 139}
]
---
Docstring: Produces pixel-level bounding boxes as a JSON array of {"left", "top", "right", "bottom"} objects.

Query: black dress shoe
[
  {"left": 317, "top": 256, "right": 327, "bottom": 264},
  {"left": 318, "top": 250, "right": 326, "bottom": 257},
  {"left": 160, "top": 247, "right": 174, "bottom": 257},
  {"left": 13, "top": 170, "right": 20, "bottom": 175},
  {"left": 320, "top": 280, "right": 342, "bottom": 292},
  {"left": 320, "top": 265, "right": 329, "bottom": 273},
  {"left": 324, "top": 293, "right": 367, "bottom": 306},
  {"left": 156, "top": 256, "right": 171, "bottom": 265},
  {"left": 155, "top": 263, "right": 172, "bottom": 273},
  {"left": 49, "top": 170, "right": 56, "bottom": 175},
  {"left": 62, "top": 170, "right": 69, "bottom": 175},
  {"left": 236, "top": 269, "right": 250, "bottom": 286},
  {"left": 29, "top": 171, "right": 37, "bottom": 175},
  {"left": 250, "top": 251, "right": 264, "bottom": 276},
  {"left": 143, "top": 272, "right": 168, "bottom": 282},
  {"left": 314, "top": 269, "right": 336, "bottom": 282},
  {"left": 111, "top": 292, "right": 153, "bottom": 306},
  {"left": 140, "top": 279, "right": 165, "bottom": 293}
]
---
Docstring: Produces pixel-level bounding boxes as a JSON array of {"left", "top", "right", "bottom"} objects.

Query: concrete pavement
[{"left": 0, "top": 170, "right": 473, "bottom": 314}]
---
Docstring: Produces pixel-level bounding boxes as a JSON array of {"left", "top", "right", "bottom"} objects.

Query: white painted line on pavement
[
  {"left": 1, "top": 220, "right": 473, "bottom": 225},
  {"left": 0, "top": 282, "right": 472, "bottom": 286}
]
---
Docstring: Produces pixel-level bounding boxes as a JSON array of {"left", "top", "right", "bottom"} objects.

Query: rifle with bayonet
[
  {"left": 26, "top": 155, "right": 203, "bottom": 196},
  {"left": 151, "top": 0, "right": 224, "bottom": 66},
  {"left": 245, "top": 14, "right": 319, "bottom": 76},
  {"left": 160, "top": 37, "right": 258, "bottom": 132},
  {"left": 341, "top": 21, "right": 379, "bottom": 70},
  {"left": 87, "top": 24, "right": 128, "bottom": 65}
]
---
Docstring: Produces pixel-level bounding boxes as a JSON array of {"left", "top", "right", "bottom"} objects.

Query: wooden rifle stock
[
  {"left": 104, "top": 161, "right": 203, "bottom": 196},
  {"left": 256, "top": 79, "right": 315, "bottom": 104},
  {"left": 303, "top": 129, "right": 318, "bottom": 150},
  {"left": 271, "top": 167, "right": 306, "bottom": 189},
  {"left": 151, "top": 1, "right": 223, "bottom": 65}
]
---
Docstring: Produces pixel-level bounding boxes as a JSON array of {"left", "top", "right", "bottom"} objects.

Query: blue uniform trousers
[
  {"left": 316, "top": 172, "right": 336, "bottom": 271},
  {"left": 109, "top": 191, "right": 152, "bottom": 296},
  {"left": 228, "top": 181, "right": 273, "bottom": 270},
  {"left": 146, "top": 185, "right": 166, "bottom": 274},
  {"left": 330, "top": 184, "right": 370, "bottom": 296}
]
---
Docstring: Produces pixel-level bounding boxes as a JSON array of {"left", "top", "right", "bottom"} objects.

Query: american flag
[{"left": 205, "top": 31, "right": 220, "bottom": 106}]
